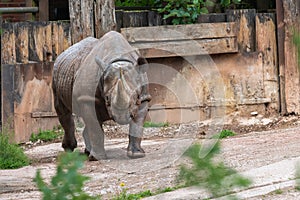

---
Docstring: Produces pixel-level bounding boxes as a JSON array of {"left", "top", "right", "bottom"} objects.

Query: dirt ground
[{"left": 1, "top": 114, "right": 300, "bottom": 199}]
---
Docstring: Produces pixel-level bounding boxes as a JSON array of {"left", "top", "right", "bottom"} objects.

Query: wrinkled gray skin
[{"left": 52, "top": 31, "right": 151, "bottom": 160}]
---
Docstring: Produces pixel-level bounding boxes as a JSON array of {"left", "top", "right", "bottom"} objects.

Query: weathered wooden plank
[
  {"left": 256, "top": 13, "right": 279, "bottom": 112},
  {"left": 51, "top": 22, "right": 59, "bottom": 60},
  {"left": 62, "top": 21, "right": 71, "bottom": 51},
  {"left": 197, "top": 13, "right": 227, "bottom": 23},
  {"left": 132, "top": 37, "right": 237, "bottom": 58},
  {"left": 94, "top": 0, "right": 116, "bottom": 38},
  {"left": 53, "top": 21, "right": 70, "bottom": 55},
  {"left": 276, "top": 0, "right": 287, "bottom": 114},
  {"left": 122, "top": 11, "right": 149, "bottom": 28},
  {"left": 1, "top": 23, "right": 16, "bottom": 64},
  {"left": 29, "top": 22, "right": 42, "bottom": 61},
  {"left": 81, "top": 0, "right": 94, "bottom": 38},
  {"left": 1, "top": 64, "right": 15, "bottom": 129},
  {"left": 148, "top": 11, "right": 162, "bottom": 26},
  {"left": 227, "top": 9, "right": 256, "bottom": 52},
  {"left": 68, "top": 0, "right": 84, "bottom": 44},
  {"left": 14, "top": 22, "right": 29, "bottom": 64},
  {"left": 31, "top": 112, "right": 57, "bottom": 118},
  {"left": 68, "top": 0, "right": 116, "bottom": 42},
  {"left": 281, "top": 0, "right": 300, "bottom": 114},
  {"left": 115, "top": 10, "right": 123, "bottom": 32},
  {"left": 44, "top": 22, "right": 52, "bottom": 62},
  {"left": 121, "top": 22, "right": 237, "bottom": 42},
  {"left": 13, "top": 62, "right": 58, "bottom": 142}
]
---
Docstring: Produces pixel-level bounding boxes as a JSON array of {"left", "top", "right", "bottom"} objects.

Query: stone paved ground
[{"left": 1, "top": 116, "right": 300, "bottom": 199}]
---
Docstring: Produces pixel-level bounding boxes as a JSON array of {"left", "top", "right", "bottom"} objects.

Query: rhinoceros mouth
[{"left": 111, "top": 107, "right": 132, "bottom": 125}]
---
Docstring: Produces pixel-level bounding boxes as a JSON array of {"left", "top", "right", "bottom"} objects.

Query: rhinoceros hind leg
[
  {"left": 54, "top": 96, "right": 77, "bottom": 151},
  {"left": 59, "top": 112, "right": 77, "bottom": 152},
  {"left": 127, "top": 135, "right": 145, "bottom": 159}
]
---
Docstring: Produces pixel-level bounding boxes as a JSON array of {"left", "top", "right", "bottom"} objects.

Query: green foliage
[
  {"left": 156, "top": 186, "right": 176, "bottom": 193},
  {"left": 273, "top": 189, "right": 283, "bottom": 195},
  {"left": 157, "top": 0, "right": 214, "bottom": 25},
  {"left": 295, "top": 162, "right": 300, "bottom": 191},
  {"left": 218, "top": 129, "right": 236, "bottom": 139},
  {"left": 30, "top": 128, "right": 63, "bottom": 143},
  {"left": 293, "top": 30, "right": 300, "bottom": 67},
  {"left": 143, "top": 121, "right": 169, "bottom": 128},
  {"left": 34, "top": 151, "right": 100, "bottom": 200},
  {"left": 113, "top": 186, "right": 180, "bottom": 200},
  {"left": 178, "top": 141, "right": 251, "bottom": 198},
  {"left": 115, "top": 0, "right": 157, "bottom": 7},
  {"left": 220, "top": 0, "right": 241, "bottom": 8},
  {"left": 113, "top": 189, "right": 152, "bottom": 200},
  {"left": 0, "top": 132, "right": 30, "bottom": 169}
]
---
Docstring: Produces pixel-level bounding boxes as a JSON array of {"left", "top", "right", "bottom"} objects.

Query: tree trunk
[{"left": 68, "top": 0, "right": 116, "bottom": 44}]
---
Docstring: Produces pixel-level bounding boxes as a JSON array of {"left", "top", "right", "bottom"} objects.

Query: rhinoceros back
[{"left": 53, "top": 37, "right": 99, "bottom": 110}]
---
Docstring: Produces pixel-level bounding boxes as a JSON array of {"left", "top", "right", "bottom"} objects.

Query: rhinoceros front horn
[{"left": 112, "top": 69, "right": 131, "bottom": 110}]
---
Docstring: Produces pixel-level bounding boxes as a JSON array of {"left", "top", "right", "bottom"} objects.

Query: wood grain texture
[{"left": 121, "top": 23, "right": 237, "bottom": 57}]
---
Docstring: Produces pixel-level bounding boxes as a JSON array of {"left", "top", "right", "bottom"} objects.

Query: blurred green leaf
[{"left": 178, "top": 141, "right": 252, "bottom": 198}]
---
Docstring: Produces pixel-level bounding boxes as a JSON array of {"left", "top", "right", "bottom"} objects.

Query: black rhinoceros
[{"left": 52, "top": 31, "right": 151, "bottom": 160}]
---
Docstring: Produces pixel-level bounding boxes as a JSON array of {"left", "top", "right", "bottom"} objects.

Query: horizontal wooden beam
[
  {"left": 31, "top": 112, "right": 57, "bottom": 118},
  {"left": 121, "top": 22, "right": 237, "bottom": 42},
  {"left": 121, "top": 22, "right": 238, "bottom": 57},
  {"left": 132, "top": 37, "right": 237, "bottom": 58}
]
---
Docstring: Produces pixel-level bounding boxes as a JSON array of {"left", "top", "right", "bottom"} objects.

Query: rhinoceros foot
[
  {"left": 127, "top": 136, "right": 145, "bottom": 159},
  {"left": 127, "top": 150, "right": 145, "bottom": 159},
  {"left": 84, "top": 148, "right": 107, "bottom": 161},
  {"left": 62, "top": 141, "right": 77, "bottom": 152}
]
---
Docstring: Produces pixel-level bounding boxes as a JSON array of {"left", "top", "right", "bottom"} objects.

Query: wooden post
[
  {"left": 69, "top": 0, "right": 94, "bottom": 44},
  {"left": 226, "top": 9, "right": 256, "bottom": 53},
  {"left": 1, "top": 23, "right": 16, "bottom": 65},
  {"left": 256, "top": 13, "right": 279, "bottom": 113},
  {"left": 276, "top": 0, "right": 287, "bottom": 114},
  {"left": 276, "top": 0, "right": 300, "bottom": 114},
  {"left": 39, "top": 0, "right": 49, "bottom": 21},
  {"left": 284, "top": 0, "right": 300, "bottom": 114},
  {"left": 14, "top": 22, "right": 29, "bottom": 64},
  {"left": 69, "top": 0, "right": 116, "bottom": 44},
  {"left": 94, "top": 0, "right": 116, "bottom": 38}
]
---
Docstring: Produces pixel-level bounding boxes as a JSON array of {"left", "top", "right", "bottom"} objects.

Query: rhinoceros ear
[
  {"left": 95, "top": 57, "right": 107, "bottom": 73},
  {"left": 137, "top": 57, "right": 148, "bottom": 73}
]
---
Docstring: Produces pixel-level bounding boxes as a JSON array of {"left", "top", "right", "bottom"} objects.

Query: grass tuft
[
  {"left": 30, "top": 128, "right": 63, "bottom": 143},
  {"left": 0, "top": 132, "right": 29, "bottom": 169},
  {"left": 143, "top": 121, "right": 169, "bottom": 128}
]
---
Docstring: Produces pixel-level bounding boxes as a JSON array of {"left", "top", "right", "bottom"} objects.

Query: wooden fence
[
  {"left": 120, "top": 10, "right": 280, "bottom": 123},
  {"left": 1, "top": 21, "right": 70, "bottom": 142},
  {"left": 1, "top": 4, "right": 299, "bottom": 142}
]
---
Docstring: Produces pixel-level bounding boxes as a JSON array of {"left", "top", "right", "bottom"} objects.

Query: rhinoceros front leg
[
  {"left": 80, "top": 103, "right": 106, "bottom": 161},
  {"left": 127, "top": 101, "right": 149, "bottom": 158}
]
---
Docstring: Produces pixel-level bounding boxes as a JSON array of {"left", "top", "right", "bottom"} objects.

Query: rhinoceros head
[{"left": 96, "top": 57, "right": 147, "bottom": 125}]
